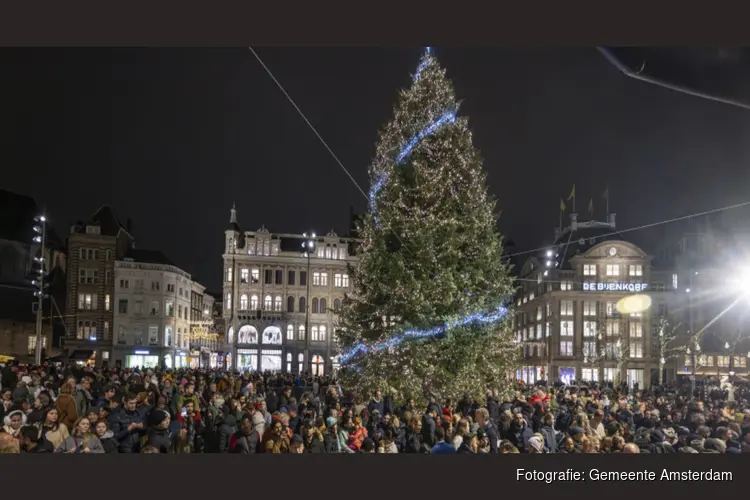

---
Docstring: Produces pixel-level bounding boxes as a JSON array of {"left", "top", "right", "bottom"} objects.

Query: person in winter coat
[
  {"left": 27, "top": 394, "right": 52, "bottom": 425},
  {"left": 145, "top": 409, "right": 172, "bottom": 454},
  {"left": 110, "top": 393, "right": 145, "bottom": 453},
  {"left": 540, "top": 413, "right": 558, "bottom": 453},
  {"left": 217, "top": 414, "right": 237, "bottom": 453},
  {"left": 229, "top": 415, "right": 260, "bottom": 453},
  {"left": 55, "top": 379, "right": 78, "bottom": 432},
  {"left": 3, "top": 409, "right": 26, "bottom": 439},
  {"left": 94, "top": 420, "right": 119, "bottom": 453},
  {"left": 75, "top": 377, "right": 94, "bottom": 418},
  {"left": 302, "top": 420, "right": 326, "bottom": 453},
  {"left": 38, "top": 408, "right": 69, "bottom": 450},
  {"left": 474, "top": 408, "right": 499, "bottom": 453},
  {"left": 421, "top": 408, "right": 437, "bottom": 448},
  {"left": 19, "top": 425, "right": 54, "bottom": 453},
  {"left": 367, "top": 390, "right": 385, "bottom": 416},
  {"left": 55, "top": 417, "right": 105, "bottom": 453}
]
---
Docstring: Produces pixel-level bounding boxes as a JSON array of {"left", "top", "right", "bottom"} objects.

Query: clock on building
[{"left": 608, "top": 246, "right": 617, "bottom": 257}]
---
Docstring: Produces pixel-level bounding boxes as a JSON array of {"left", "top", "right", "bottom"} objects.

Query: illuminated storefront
[
  {"left": 126, "top": 350, "right": 159, "bottom": 369},
  {"left": 260, "top": 349, "right": 282, "bottom": 372},
  {"left": 237, "top": 348, "right": 258, "bottom": 372}
]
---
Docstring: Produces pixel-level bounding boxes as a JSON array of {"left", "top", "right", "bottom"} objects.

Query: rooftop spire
[{"left": 229, "top": 202, "right": 237, "bottom": 225}]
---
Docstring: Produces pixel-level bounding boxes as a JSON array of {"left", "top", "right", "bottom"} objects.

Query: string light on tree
[{"left": 337, "top": 47, "right": 518, "bottom": 402}]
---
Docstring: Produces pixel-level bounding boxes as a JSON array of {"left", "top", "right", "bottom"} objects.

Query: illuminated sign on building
[{"left": 582, "top": 282, "right": 649, "bottom": 292}]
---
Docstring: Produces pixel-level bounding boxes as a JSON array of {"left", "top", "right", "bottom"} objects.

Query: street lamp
[
  {"left": 301, "top": 232, "right": 316, "bottom": 373},
  {"left": 31, "top": 214, "right": 47, "bottom": 365}
]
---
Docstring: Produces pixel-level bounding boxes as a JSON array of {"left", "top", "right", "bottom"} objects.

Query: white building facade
[
  {"left": 112, "top": 253, "right": 199, "bottom": 369},
  {"left": 222, "top": 207, "right": 357, "bottom": 375}
]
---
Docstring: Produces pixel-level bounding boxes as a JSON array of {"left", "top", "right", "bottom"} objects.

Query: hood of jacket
[{"left": 99, "top": 430, "right": 114, "bottom": 440}]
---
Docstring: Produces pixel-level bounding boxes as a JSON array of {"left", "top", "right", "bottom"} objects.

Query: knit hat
[
  {"left": 152, "top": 409, "right": 170, "bottom": 426},
  {"left": 528, "top": 435, "right": 544, "bottom": 453},
  {"left": 326, "top": 417, "right": 337, "bottom": 427}
]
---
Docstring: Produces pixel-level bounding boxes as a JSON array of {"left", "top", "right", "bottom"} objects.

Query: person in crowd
[
  {"left": 1, "top": 359, "right": 748, "bottom": 455},
  {"left": 55, "top": 417, "right": 105, "bottom": 453}
]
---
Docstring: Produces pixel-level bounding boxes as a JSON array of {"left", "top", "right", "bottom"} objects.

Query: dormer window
[{"left": 86, "top": 225, "right": 101, "bottom": 235}]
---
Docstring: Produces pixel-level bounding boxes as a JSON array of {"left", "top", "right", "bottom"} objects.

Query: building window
[
  {"left": 629, "top": 322, "right": 643, "bottom": 338},
  {"left": 118, "top": 299, "right": 128, "bottom": 314},
  {"left": 288, "top": 270, "right": 295, "bottom": 286},
  {"left": 717, "top": 356, "right": 730, "bottom": 367},
  {"left": 536, "top": 324, "right": 542, "bottom": 339},
  {"left": 561, "top": 320, "right": 574, "bottom": 336},
  {"left": 560, "top": 281, "right": 573, "bottom": 291},
  {"left": 606, "top": 320, "right": 619, "bottom": 336},
  {"left": 165, "top": 326, "right": 173, "bottom": 347},
  {"left": 299, "top": 296, "right": 306, "bottom": 313},
  {"left": 105, "top": 270, "right": 112, "bottom": 285},
  {"left": 545, "top": 322, "right": 550, "bottom": 337},
  {"left": 104, "top": 294, "right": 111, "bottom": 312},
  {"left": 120, "top": 279, "right": 129, "bottom": 289},
  {"left": 313, "top": 272, "right": 321, "bottom": 286},
  {"left": 334, "top": 273, "right": 343, "bottom": 287},
  {"left": 583, "top": 264, "right": 596, "bottom": 276},
  {"left": 735, "top": 356, "right": 747, "bottom": 368},
  {"left": 583, "top": 301, "right": 597, "bottom": 316},
  {"left": 311, "top": 298, "right": 319, "bottom": 314},
  {"left": 300, "top": 271, "right": 307, "bottom": 287},
  {"left": 225, "top": 294, "right": 232, "bottom": 310},
  {"left": 103, "top": 321, "right": 110, "bottom": 339},
  {"left": 286, "top": 352, "right": 292, "bottom": 373},
  {"left": 240, "top": 268, "right": 249, "bottom": 283},
  {"left": 149, "top": 325, "right": 159, "bottom": 346},
  {"left": 672, "top": 274, "right": 678, "bottom": 290},
  {"left": 78, "top": 293, "right": 97, "bottom": 310},
  {"left": 629, "top": 264, "right": 643, "bottom": 276},
  {"left": 319, "top": 325, "right": 327, "bottom": 342},
  {"left": 312, "top": 325, "right": 320, "bottom": 341},
  {"left": 105, "top": 249, "right": 112, "bottom": 261},
  {"left": 321, "top": 272, "right": 328, "bottom": 286},
  {"left": 150, "top": 301, "right": 159, "bottom": 315},
  {"left": 583, "top": 341, "right": 596, "bottom": 359},
  {"left": 560, "top": 341, "right": 573, "bottom": 356},
  {"left": 560, "top": 300, "right": 574, "bottom": 316},
  {"left": 630, "top": 342, "right": 644, "bottom": 359},
  {"left": 298, "top": 353, "right": 304, "bottom": 373},
  {"left": 226, "top": 267, "right": 233, "bottom": 283},
  {"left": 166, "top": 300, "right": 174, "bottom": 317},
  {"left": 78, "top": 269, "right": 98, "bottom": 284},
  {"left": 250, "top": 268, "right": 259, "bottom": 283},
  {"left": 167, "top": 284, "right": 174, "bottom": 293},
  {"left": 240, "top": 294, "right": 248, "bottom": 309},
  {"left": 605, "top": 302, "right": 616, "bottom": 316},
  {"left": 151, "top": 280, "right": 159, "bottom": 291},
  {"left": 275, "top": 270, "right": 283, "bottom": 285},
  {"left": 603, "top": 368, "right": 616, "bottom": 382},
  {"left": 583, "top": 321, "right": 597, "bottom": 337},
  {"left": 264, "top": 269, "right": 273, "bottom": 284},
  {"left": 263, "top": 295, "right": 272, "bottom": 310},
  {"left": 333, "top": 298, "right": 341, "bottom": 311},
  {"left": 287, "top": 296, "right": 295, "bottom": 313},
  {"left": 247, "top": 295, "right": 257, "bottom": 310},
  {"left": 286, "top": 325, "right": 294, "bottom": 340},
  {"left": 298, "top": 325, "right": 306, "bottom": 341},
  {"left": 536, "top": 307, "right": 542, "bottom": 321},
  {"left": 605, "top": 264, "right": 619, "bottom": 276},
  {"left": 27, "top": 335, "right": 48, "bottom": 354},
  {"left": 320, "top": 298, "right": 327, "bottom": 313},
  {"left": 274, "top": 296, "right": 282, "bottom": 312}
]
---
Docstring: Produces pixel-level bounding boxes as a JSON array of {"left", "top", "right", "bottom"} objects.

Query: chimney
[
  {"left": 70, "top": 220, "right": 84, "bottom": 234},
  {"left": 608, "top": 213, "right": 617, "bottom": 227},
  {"left": 126, "top": 218, "right": 133, "bottom": 235}
]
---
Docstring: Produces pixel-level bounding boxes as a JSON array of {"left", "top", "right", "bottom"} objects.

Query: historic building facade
[
  {"left": 221, "top": 206, "right": 357, "bottom": 375},
  {"left": 515, "top": 212, "right": 677, "bottom": 388}
]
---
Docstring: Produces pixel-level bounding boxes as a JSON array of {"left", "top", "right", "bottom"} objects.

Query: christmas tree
[{"left": 337, "top": 49, "right": 518, "bottom": 403}]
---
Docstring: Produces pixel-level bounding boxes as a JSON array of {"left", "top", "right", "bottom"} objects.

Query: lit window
[
  {"left": 629, "top": 265, "right": 643, "bottom": 276},
  {"left": 605, "top": 264, "right": 619, "bottom": 276},
  {"left": 334, "top": 273, "right": 343, "bottom": 287},
  {"left": 240, "top": 268, "right": 249, "bottom": 283},
  {"left": 240, "top": 294, "right": 248, "bottom": 309},
  {"left": 630, "top": 342, "right": 644, "bottom": 359},
  {"left": 286, "top": 325, "right": 294, "bottom": 340},
  {"left": 274, "top": 296, "right": 282, "bottom": 312},
  {"left": 313, "top": 272, "right": 321, "bottom": 286},
  {"left": 536, "top": 307, "right": 542, "bottom": 321},
  {"left": 27, "top": 335, "right": 48, "bottom": 354},
  {"left": 560, "top": 341, "right": 573, "bottom": 356},
  {"left": 583, "top": 264, "right": 597, "bottom": 276},
  {"left": 536, "top": 324, "right": 542, "bottom": 339},
  {"left": 545, "top": 322, "right": 550, "bottom": 337},
  {"left": 251, "top": 268, "right": 260, "bottom": 283},
  {"left": 583, "top": 341, "right": 597, "bottom": 358},
  {"left": 583, "top": 301, "right": 597, "bottom": 316},
  {"left": 105, "top": 294, "right": 111, "bottom": 312},
  {"left": 561, "top": 320, "right": 574, "bottom": 336},
  {"left": 298, "top": 325, "right": 306, "bottom": 341},
  {"left": 672, "top": 274, "right": 678, "bottom": 289},
  {"left": 560, "top": 300, "right": 574, "bottom": 316},
  {"left": 717, "top": 356, "right": 729, "bottom": 367},
  {"left": 605, "top": 302, "right": 616, "bottom": 316},
  {"left": 226, "top": 267, "right": 233, "bottom": 283},
  {"left": 560, "top": 281, "right": 573, "bottom": 291},
  {"left": 78, "top": 293, "right": 97, "bottom": 310},
  {"left": 250, "top": 295, "right": 259, "bottom": 309},
  {"left": 583, "top": 321, "right": 597, "bottom": 337},
  {"left": 606, "top": 320, "right": 619, "bottom": 336},
  {"left": 264, "top": 295, "right": 272, "bottom": 310},
  {"left": 225, "top": 294, "right": 231, "bottom": 310},
  {"left": 320, "top": 273, "right": 328, "bottom": 286},
  {"left": 629, "top": 322, "right": 643, "bottom": 338}
]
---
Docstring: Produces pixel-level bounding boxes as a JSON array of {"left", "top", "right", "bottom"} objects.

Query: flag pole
[
  {"left": 605, "top": 184, "right": 610, "bottom": 214},
  {"left": 572, "top": 184, "right": 576, "bottom": 213}
]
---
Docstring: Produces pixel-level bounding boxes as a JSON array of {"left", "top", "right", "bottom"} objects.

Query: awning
[{"left": 69, "top": 350, "right": 94, "bottom": 361}]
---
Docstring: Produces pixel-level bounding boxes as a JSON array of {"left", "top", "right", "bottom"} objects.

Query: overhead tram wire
[
  {"left": 248, "top": 46, "right": 412, "bottom": 251},
  {"left": 505, "top": 199, "right": 750, "bottom": 260}
]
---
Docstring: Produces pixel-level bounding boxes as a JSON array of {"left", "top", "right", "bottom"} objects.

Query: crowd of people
[{"left": 1, "top": 361, "right": 749, "bottom": 454}]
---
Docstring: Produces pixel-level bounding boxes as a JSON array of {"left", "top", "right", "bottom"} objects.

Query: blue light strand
[
  {"left": 340, "top": 305, "right": 508, "bottom": 365},
  {"left": 368, "top": 110, "right": 457, "bottom": 225}
]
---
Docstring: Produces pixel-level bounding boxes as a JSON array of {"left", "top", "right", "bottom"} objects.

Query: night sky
[{"left": 3, "top": 48, "right": 750, "bottom": 292}]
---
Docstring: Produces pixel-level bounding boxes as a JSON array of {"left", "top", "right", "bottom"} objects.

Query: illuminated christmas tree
[{"left": 337, "top": 49, "right": 518, "bottom": 403}]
